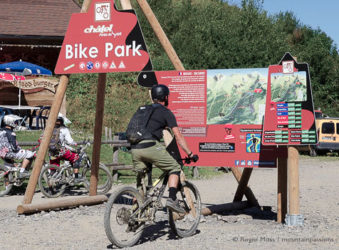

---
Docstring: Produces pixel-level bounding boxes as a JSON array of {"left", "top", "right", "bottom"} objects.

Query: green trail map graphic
[
  {"left": 271, "top": 72, "right": 307, "bottom": 102},
  {"left": 207, "top": 69, "right": 268, "bottom": 125}
]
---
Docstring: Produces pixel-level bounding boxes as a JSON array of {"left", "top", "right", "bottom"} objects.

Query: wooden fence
[{"left": 18, "top": 129, "right": 200, "bottom": 181}]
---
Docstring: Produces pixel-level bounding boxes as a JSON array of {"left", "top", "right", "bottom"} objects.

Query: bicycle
[
  {"left": 104, "top": 156, "right": 201, "bottom": 248},
  {"left": 0, "top": 156, "right": 35, "bottom": 197},
  {"left": 38, "top": 141, "right": 113, "bottom": 198}
]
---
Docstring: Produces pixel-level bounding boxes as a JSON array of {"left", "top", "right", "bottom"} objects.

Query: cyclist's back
[{"left": 129, "top": 84, "right": 198, "bottom": 213}]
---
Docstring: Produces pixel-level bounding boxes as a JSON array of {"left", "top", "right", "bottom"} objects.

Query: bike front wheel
[
  {"left": 38, "top": 164, "right": 67, "bottom": 198},
  {"left": 104, "top": 186, "right": 145, "bottom": 248},
  {"left": 168, "top": 181, "right": 201, "bottom": 238},
  {"left": 82, "top": 163, "right": 113, "bottom": 194},
  {"left": 0, "top": 165, "right": 13, "bottom": 197}
]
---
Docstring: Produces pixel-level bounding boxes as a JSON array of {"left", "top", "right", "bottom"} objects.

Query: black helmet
[{"left": 151, "top": 84, "right": 169, "bottom": 102}]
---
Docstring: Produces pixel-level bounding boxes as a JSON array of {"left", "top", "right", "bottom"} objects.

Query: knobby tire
[{"left": 104, "top": 186, "right": 144, "bottom": 248}]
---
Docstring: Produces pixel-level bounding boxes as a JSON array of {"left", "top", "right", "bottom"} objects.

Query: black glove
[{"left": 191, "top": 154, "right": 199, "bottom": 163}]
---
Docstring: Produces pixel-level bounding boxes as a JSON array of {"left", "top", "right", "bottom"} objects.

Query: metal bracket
[{"left": 285, "top": 214, "right": 304, "bottom": 226}]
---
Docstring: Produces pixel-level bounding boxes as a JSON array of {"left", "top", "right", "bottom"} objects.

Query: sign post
[{"left": 262, "top": 53, "right": 317, "bottom": 225}]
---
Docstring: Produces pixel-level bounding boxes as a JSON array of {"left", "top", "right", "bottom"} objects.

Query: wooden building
[{"left": 0, "top": 0, "right": 80, "bottom": 110}]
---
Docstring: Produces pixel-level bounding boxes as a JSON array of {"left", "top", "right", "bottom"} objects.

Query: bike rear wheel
[
  {"left": 104, "top": 186, "right": 144, "bottom": 248},
  {"left": 82, "top": 163, "right": 112, "bottom": 194},
  {"left": 38, "top": 164, "right": 67, "bottom": 198},
  {"left": 168, "top": 181, "right": 201, "bottom": 237},
  {"left": 0, "top": 165, "right": 13, "bottom": 197}
]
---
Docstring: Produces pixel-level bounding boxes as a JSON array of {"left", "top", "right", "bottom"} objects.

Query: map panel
[
  {"left": 207, "top": 69, "right": 268, "bottom": 125},
  {"left": 271, "top": 72, "right": 307, "bottom": 102}
]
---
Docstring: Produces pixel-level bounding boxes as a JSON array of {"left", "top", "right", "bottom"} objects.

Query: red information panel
[
  {"left": 55, "top": 0, "right": 152, "bottom": 74},
  {"left": 262, "top": 53, "right": 317, "bottom": 145},
  {"left": 138, "top": 70, "right": 286, "bottom": 168}
]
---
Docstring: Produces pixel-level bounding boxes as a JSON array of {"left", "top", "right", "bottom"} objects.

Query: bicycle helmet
[
  {"left": 3, "top": 114, "right": 24, "bottom": 128},
  {"left": 56, "top": 113, "right": 71, "bottom": 126},
  {"left": 151, "top": 84, "right": 169, "bottom": 102}
]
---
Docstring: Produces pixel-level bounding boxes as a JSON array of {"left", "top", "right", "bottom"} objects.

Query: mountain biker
[
  {"left": 48, "top": 114, "right": 83, "bottom": 184},
  {"left": 131, "top": 84, "right": 198, "bottom": 214},
  {"left": 0, "top": 114, "right": 34, "bottom": 178}
]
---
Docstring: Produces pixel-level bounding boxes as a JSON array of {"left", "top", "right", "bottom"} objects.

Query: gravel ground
[{"left": 0, "top": 156, "right": 338, "bottom": 250}]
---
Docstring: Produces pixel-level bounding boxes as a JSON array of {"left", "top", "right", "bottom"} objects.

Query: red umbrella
[
  {"left": 0, "top": 73, "right": 25, "bottom": 81},
  {"left": 0, "top": 72, "right": 15, "bottom": 81}
]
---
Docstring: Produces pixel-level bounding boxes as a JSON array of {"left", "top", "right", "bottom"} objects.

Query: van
[{"left": 310, "top": 117, "right": 339, "bottom": 156}]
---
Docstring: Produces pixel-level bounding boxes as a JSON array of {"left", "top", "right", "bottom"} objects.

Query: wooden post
[
  {"left": 233, "top": 168, "right": 254, "bottom": 202},
  {"left": 231, "top": 168, "right": 259, "bottom": 207},
  {"left": 112, "top": 135, "right": 119, "bottom": 182},
  {"left": 90, "top": 73, "right": 106, "bottom": 196},
  {"left": 120, "top": 0, "right": 132, "bottom": 9},
  {"left": 277, "top": 155, "right": 287, "bottom": 223},
  {"left": 285, "top": 146, "right": 303, "bottom": 225},
  {"left": 136, "top": 0, "right": 184, "bottom": 70},
  {"left": 22, "top": 75, "right": 69, "bottom": 204}
]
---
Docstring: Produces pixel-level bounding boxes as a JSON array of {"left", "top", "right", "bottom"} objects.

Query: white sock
[{"left": 20, "top": 168, "right": 25, "bottom": 173}]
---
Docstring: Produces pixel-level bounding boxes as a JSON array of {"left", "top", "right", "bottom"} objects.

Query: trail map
[
  {"left": 206, "top": 69, "right": 268, "bottom": 125},
  {"left": 271, "top": 72, "right": 307, "bottom": 102}
]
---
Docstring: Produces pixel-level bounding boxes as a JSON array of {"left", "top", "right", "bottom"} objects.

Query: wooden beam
[
  {"left": 233, "top": 168, "right": 253, "bottom": 201},
  {"left": 277, "top": 155, "right": 287, "bottom": 223},
  {"left": 288, "top": 146, "right": 300, "bottom": 215},
  {"left": 136, "top": 0, "right": 184, "bottom": 70},
  {"left": 22, "top": 75, "right": 69, "bottom": 204},
  {"left": 231, "top": 168, "right": 259, "bottom": 207},
  {"left": 17, "top": 195, "right": 108, "bottom": 215},
  {"left": 90, "top": 73, "right": 106, "bottom": 196}
]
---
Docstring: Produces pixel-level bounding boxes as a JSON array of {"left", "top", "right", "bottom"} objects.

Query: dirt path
[{"left": 0, "top": 156, "right": 338, "bottom": 249}]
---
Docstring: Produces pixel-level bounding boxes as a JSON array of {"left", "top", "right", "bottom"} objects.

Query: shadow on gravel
[
  {"left": 205, "top": 204, "right": 277, "bottom": 221},
  {"left": 106, "top": 219, "right": 201, "bottom": 248}
]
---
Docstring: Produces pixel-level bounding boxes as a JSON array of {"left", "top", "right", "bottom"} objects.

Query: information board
[
  {"left": 55, "top": 0, "right": 152, "bottom": 74},
  {"left": 262, "top": 53, "right": 317, "bottom": 145},
  {"left": 138, "top": 70, "right": 286, "bottom": 168}
]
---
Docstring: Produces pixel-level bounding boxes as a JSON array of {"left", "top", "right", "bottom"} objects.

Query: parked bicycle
[
  {"left": 104, "top": 156, "right": 201, "bottom": 248},
  {"left": 0, "top": 156, "right": 35, "bottom": 197},
  {"left": 38, "top": 141, "right": 113, "bottom": 198}
]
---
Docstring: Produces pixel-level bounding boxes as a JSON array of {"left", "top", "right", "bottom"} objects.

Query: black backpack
[
  {"left": 126, "top": 104, "right": 160, "bottom": 144},
  {"left": 49, "top": 127, "right": 61, "bottom": 154}
]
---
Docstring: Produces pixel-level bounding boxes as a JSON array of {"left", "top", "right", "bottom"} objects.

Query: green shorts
[{"left": 131, "top": 140, "right": 181, "bottom": 174}]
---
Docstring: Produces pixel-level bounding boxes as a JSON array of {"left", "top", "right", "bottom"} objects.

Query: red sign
[
  {"left": 138, "top": 70, "right": 286, "bottom": 168},
  {"left": 262, "top": 53, "right": 317, "bottom": 145},
  {"left": 55, "top": 0, "right": 152, "bottom": 74}
]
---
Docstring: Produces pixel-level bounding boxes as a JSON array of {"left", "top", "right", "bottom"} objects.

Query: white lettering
[
  {"left": 78, "top": 44, "right": 88, "bottom": 58},
  {"left": 115, "top": 45, "right": 124, "bottom": 57},
  {"left": 105, "top": 43, "right": 113, "bottom": 57},
  {"left": 65, "top": 45, "right": 73, "bottom": 59},
  {"left": 89, "top": 47, "right": 98, "bottom": 58},
  {"left": 132, "top": 41, "right": 141, "bottom": 56}
]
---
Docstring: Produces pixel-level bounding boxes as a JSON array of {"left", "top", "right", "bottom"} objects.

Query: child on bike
[
  {"left": 48, "top": 114, "right": 83, "bottom": 184},
  {"left": 0, "top": 114, "right": 34, "bottom": 178}
]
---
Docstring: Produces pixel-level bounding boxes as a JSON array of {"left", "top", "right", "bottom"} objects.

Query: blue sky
[{"left": 228, "top": 0, "right": 339, "bottom": 48}]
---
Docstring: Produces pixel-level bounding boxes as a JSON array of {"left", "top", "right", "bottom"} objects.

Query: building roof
[{"left": 0, "top": 0, "right": 80, "bottom": 38}]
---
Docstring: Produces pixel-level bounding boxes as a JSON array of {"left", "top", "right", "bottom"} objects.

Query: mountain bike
[
  {"left": 0, "top": 157, "right": 35, "bottom": 197},
  {"left": 38, "top": 141, "right": 113, "bottom": 198},
  {"left": 104, "top": 156, "right": 201, "bottom": 248}
]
